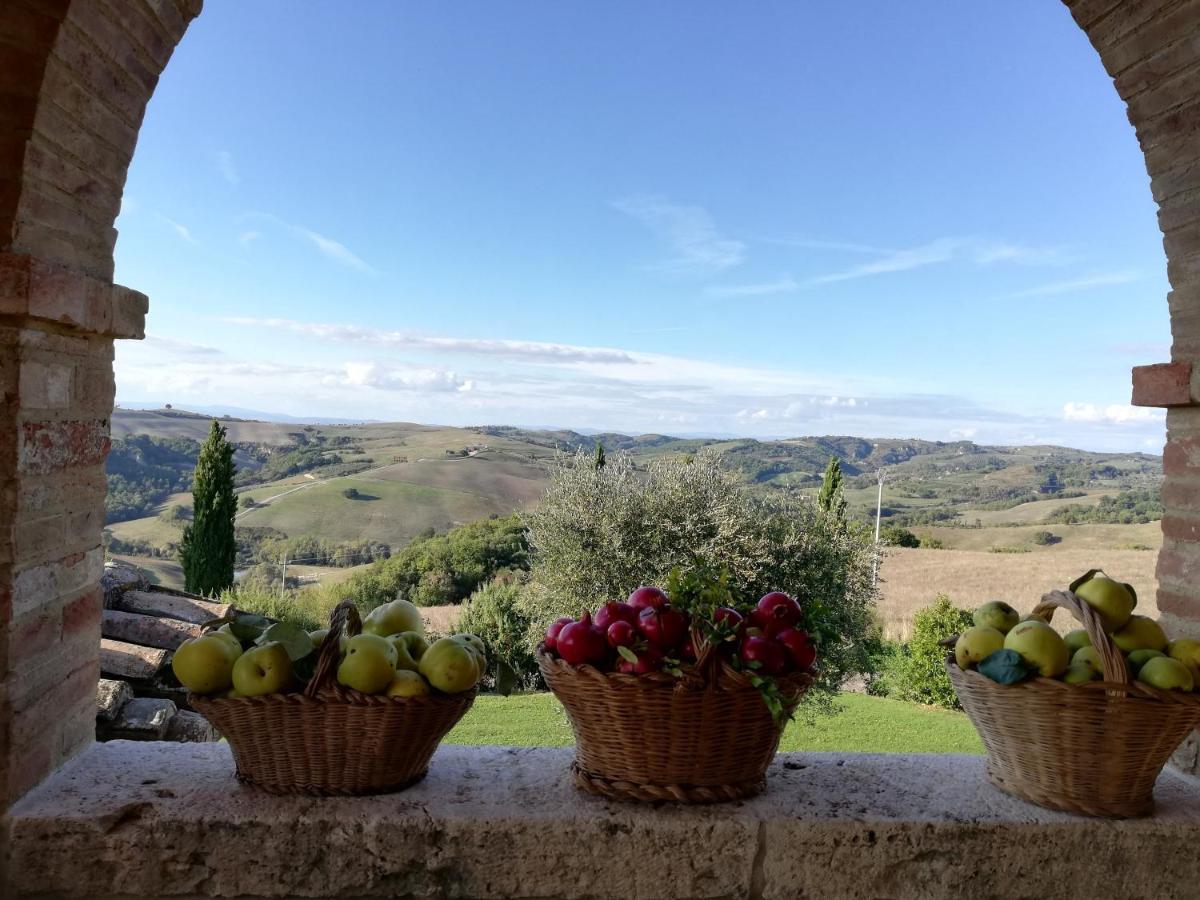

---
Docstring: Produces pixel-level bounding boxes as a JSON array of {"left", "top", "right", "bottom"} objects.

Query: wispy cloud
[
  {"left": 160, "top": 216, "right": 198, "bottom": 245},
  {"left": 1112, "top": 340, "right": 1170, "bottom": 356},
  {"left": 143, "top": 333, "right": 223, "bottom": 356},
  {"left": 215, "top": 150, "right": 239, "bottom": 185},
  {"left": 238, "top": 230, "right": 262, "bottom": 248},
  {"left": 808, "top": 238, "right": 959, "bottom": 285},
  {"left": 1063, "top": 401, "right": 1160, "bottom": 425},
  {"left": 224, "top": 317, "right": 639, "bottom": 364},
  {"left": 1008, "top": 272, "right": 1139, "bottom": 298},
  {"left": 754, "top": 236, "right": 893, "bottom": 254},
  {"left": 613, "top": 195, "right": 745, "bottom": 274},
  {"left": 242, "top": 213, "right": 376, "bottom": 273},
  {"left": 705, "top": 276, "right": 799, "bottom": 298}
]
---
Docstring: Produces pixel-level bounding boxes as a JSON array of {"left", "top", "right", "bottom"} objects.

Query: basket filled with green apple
[
  {"left": 176, "top": 598, "right": 483, "bottom": 796},
  {"left": 537, "top": 569, "right": 816, "bottom": 804},
  {"left": 945, "top": 570, "right": 1200, "bottom": 818}
]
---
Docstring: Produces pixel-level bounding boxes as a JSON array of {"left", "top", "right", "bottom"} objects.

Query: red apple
[
  {"left": 606, "top": 620, "right": 637, "bottom": 649},
  {"left": 740, "top": 635, "right": 787, "bottom": 676},
  {"left": 557, "top": 613, "right": 607, "bottom": 666},
  {"left": 755, "top": 592, "right": 802, "bottom": 628},
  {"left": 775, "top": 628, "right": 817, "bottom": 671},
  {"left": 637, "top": 605, "right": 688, "bottom": 650},
  {"left": 627, "top": 586, "right": 669, "bottom": 610},
  {"left": 544, "top": 617, "right": 574, "bottom": 653},
  {"left": 594, "top": 601, "right": 638, "bottom": 631},
  {"left": 712, "top": 607, "right": 744, "bottom": 631},
  {"left": 615, "top": 644, "right": 664, "bottom": 675}
]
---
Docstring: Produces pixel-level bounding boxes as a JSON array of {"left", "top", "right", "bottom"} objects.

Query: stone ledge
[
  {"left": 0, "top": 251, "right": 147, "bottom": 339},
  {"left": 1132, "top": 361, "right": 1193, "bottom": 407},
  {"left": 5, "top": 743, "right": 1200, "bottom": 899}
]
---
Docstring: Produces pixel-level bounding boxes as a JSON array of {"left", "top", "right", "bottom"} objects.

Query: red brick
[
  {"left": 60, "top": 586, "right": 100, "bottom": 637},
  {"left": 5, "top": 735, "right": 52, "bottom": 804},
  {"left": 17, "top": 419, "right": 110, "bottom": 475},
  {"left": 1159, "top": 588, "right": 1200, "bottom": 620},
  {"left": 1164, "top": 437, "right": 1200, "bottom": 475},
  {"left": 1132, "top": 362, "right": 1193, "bottom": 407},
  {"left": 8, "top": 610, "right": 60, "bottom": 667}
]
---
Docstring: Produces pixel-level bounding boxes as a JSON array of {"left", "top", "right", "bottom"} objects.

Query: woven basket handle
[
  {"left": 1030, "top": 589, "right": 1130, "bottom": 685},
  {"left": 304, "top": 599, "right": 361, "bottom": 698}
]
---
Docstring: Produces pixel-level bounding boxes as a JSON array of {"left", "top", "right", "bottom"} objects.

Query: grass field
[
  {"left": 913, "top": 521, "right": 1161, "bottom": 553},
  {"left": 444, "top": 692, "right": 984, "bottom": 754},
  {"left": 877, "top": 546, "right": 1159, "bottom": 639}
]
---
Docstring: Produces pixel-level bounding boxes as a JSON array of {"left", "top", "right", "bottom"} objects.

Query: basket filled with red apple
[
  {"left": 537, "top": 569, "right": 818, "bottom": 803},
  {"left": 945, "top": 569, "right": 1200, "bottom": 818},
  {"left": 176, "top": 598, "right": 484, "bottom": 796}
]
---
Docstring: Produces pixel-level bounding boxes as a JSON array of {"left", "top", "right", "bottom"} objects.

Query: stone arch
[{"left": 2, "top": 0, "right": 1200, "bottom": 808}]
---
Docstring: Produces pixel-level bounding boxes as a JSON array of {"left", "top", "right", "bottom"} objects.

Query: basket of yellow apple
[
  {"left": 177, "top": 598, "right": 482, "bottom": 795},
  {"left": 946, "top": 570, "right": 1200, "bottom": 818}
]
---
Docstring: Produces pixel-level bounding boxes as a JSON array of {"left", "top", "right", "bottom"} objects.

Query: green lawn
[{"left": 444, "top": 692, "right": 985, "bottom": 755}]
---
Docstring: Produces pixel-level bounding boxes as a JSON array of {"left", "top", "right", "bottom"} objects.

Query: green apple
[
  {"left": 1137, "top": 656, "right": 1195, "bottom": 692},
  {"left": 362, "top": 598, "right": 424, "bottom": 638},
  {"left": 308, "top": 627, "right": 330, "bottom": 648},
  {"left": 451, "top": 634, "right": 487, "bottom": 672},
  {"left": 172, "top": 634, "right": 238, "bottom": 694},
  {"left": 973, "top": 601, "right": 1019, "bottom": 635},
  {"left": 1004, "top": 620, "right": 1069, "bottom": 678},
  {"left": 1073, "top": 572, "right": 1135, "bottom": 633},
  {"left": 1063, "top": 629, "right": 1092, "bottom": 655},
  {"left": 1127, "top": 648, "right": 1166, "bottom": 677},
  {"left": 1062, "top": 662, "right": 1101, "bottom": 685},
  {"left": 1072, "top": 645, "right": 1103, "bottom": 674},
  {"left": 207, "top": 630, "right": 244, "bottom": 661},
  {"left": 337, "top": 635, "right": 396, "bottom": 694},
  {"left": 1112, "top": 615, "right": 1167, "bottom": 653},
  {"left": 419, "top": 637, "right": 482, "bottom": 693},
  {"left": 231, "top": 642, "right": 293, "bottom": 697},
  {"left": 386, "top": 631, "right": 428, "bottom": 672},
  {"left": 386, "top": 669, "right": 430, "bottom": 697},
  {"left": 954, "top": 626, "right": 1005, "bottom": 670},
  {"left": 1168, "top": 638, "right": 1200, "bottom": 682}
]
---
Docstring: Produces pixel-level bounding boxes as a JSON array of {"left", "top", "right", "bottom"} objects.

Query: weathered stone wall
[{"left": 0, "top": 0, "right": 200, "bottom": 807}]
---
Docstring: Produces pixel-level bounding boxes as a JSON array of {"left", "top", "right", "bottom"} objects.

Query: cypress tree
[
  {"left": 180, "top": 421, "right": 238, "bottom": 595},
  {"left": 594, "top": 442, "right": 606, "bottom": 470},
  {"left": 817, "top": 456, "right": 847, "bottom": 522}
]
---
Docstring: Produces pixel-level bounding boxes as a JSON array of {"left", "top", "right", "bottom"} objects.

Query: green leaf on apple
[
  {"left": 256, "top": 622, "right": 313, "bottom": 661},
  {"left": 229, "top": 613, "right": 270, "bottom": 642},
  {"left": 977, "top": 648, "right": 1034, "bottom": 685},
  {"left": 495, "top": 659, "right": 518, "bottom": 697},
  {"left": 292, "top": 650, "right": 319, "bottom": 683},
  {"left": 617, "top": 646, "right": 638, "bottom": 663}
]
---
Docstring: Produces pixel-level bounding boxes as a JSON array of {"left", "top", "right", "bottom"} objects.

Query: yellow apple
[
  {"left": 386, "top": 631, "right": 428, "bottom": 672},
  {"left": 337, "top": 636, "right": 396, "bottom": 694},
  {"left": 1168, "top": 638, "right": 1200, "bottom": 682},
  {"left": 954, "top": 626, "right": 1005, "bottom": 670},
  {"left": 172, "top": 634, "right": 237, "bottom": 694},
  {"left": 1074, "top": 572, "right": 1135, "bottom": 633},
  {"left": 1127, "top": 648, "right": 1166, "bottom": 677},
  {"left": 386, "top": 670, "right": 430, "bottom": 697},
  {"left": 1112, "top": 615, "right": 1167, "bottom": 653},
  {"left": 308, "top": 627, "right": 329, "bottom": 648},
  {"left": 1004, "top": 620, "right": 1069, "bottom": 678},
  {"left": 973, "top": 601, "right": 1019, "bottom": 635},
  {"left": 451, "top": 634, "right": 487, "bottom": 673},
  {"left": 1063, "top": 629, "right": 1092, "bottom": 655},
  {"left": 1137, "top": 656, "right": 1195, "bottom": 692},
  {"left": 419, "top": 637, "right": 481, "bottom": 693},
  {"left": 1071, "top": 646, "right": 1103, "bottom": 674},
  {"left": 207, "top": 630, "right": 244, "bottom": 661},
  {"left": 362, "top": 598, "right": 424, "bottom": 637},
  {"left": 231, "top": 642, "right": 293, "bottom": 697},
  {"left": 1062, "top": 663, "right": 1101, "bottom": 685}
]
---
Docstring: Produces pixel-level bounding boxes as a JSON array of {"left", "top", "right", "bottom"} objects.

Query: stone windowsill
[{"left": 5, "top": 742, "right": 1200, "bottom": 899}]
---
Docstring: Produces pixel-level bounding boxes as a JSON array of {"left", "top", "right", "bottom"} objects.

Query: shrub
[
  {"left": 879, "top": 525, "right": 920, "bottom": 548},
  {"left": 457, "top": 574, "right": 538, "bottom": 691},
  {"left": 884, "top": 595, "right": 972, "bottom": 709},
  {"left": 918, "top": 535, "right": 945, "bottom": 549},
  {"left": 240, "top": 495, "right": 258, "bottom": 510},
  {"left": 1031, "top": 530, "right": 1060, "bottom": 546},
  {"left": 522, "top": 450, "right": 877, "bottom": 710},
  {"left": 342, "top": 487, "right": 360, "bottom": 500},
  {"left": 222, "top": 584, "right": 339, "bottom": 633}
]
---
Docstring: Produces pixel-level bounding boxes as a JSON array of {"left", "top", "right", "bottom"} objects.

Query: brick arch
[{"left": 2, "top": 0, "right": 1200, "bottom": 810}]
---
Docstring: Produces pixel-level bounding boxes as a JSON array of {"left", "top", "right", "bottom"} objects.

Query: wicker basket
[
  {"left": 948, "top": 589, "right": 1200, "bottom": 817},
  {"left": 191, "top": 600, "right": 475, "bottom": 796},
  {"left": 537, "top": 636, "right": 811, "bottom": 804}
]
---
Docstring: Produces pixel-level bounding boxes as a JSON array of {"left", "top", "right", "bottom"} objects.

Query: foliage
[
  {"left": 105, "top": 434, "right": 199, "bottom": 522},
  {"left": 817, "top": 456, "right": 847, "bottom": 522},
  {"left": 1031, "top": 530, "right": 1061, "bottom": 546},
  {"left": 255, "top": 534, "right": 390, "bottom": 568},
  {"left": 594, "top": 442, "right": 606, "bottom": 470},
  {"left": 457, "top": 573, "right": 539, "bottom": 691},
  {"left": 918, "top": 535, "right": 945, "bottom": 549},
  {"left": 1045, "top": 489, "right": 1163, "bottom": 525},
  {"left": 522, "top": 450, "right": 877, "bottom": 708},
  {"left": 882, "top": 595, "right": 972, "bottom": 710},
  {"left": 879, "top": 525, "right": 920, "bottom": 548},
  {"left": 180, "top": 421, "right": 238, "bottom": 596},
  {"left": 222, "top": 584, "right": 338, "bottom": 633},
  {"left": 342, "top": 487, "right": 360, "bottom": 499},
  {"left": 327, "top": 515, "right": 529, "bottom": 608}
]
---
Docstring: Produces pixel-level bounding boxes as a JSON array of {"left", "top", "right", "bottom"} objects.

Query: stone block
[
  {"left": 99, "top": 638, "right": 167, "bottom": 681},
  {"left": 1132, "top": 361, "right": 1193, "bottom": 407},
  {"left": 104, "top": 697, "right": 176, "bottom": 740},
  {"left": 17, "top": 359, "right": 72, "bottom": 410},
  {"left": 95, "top": 677, "right": 132, "bottom": 723},
  {"left": 164, "top": 709, "right": 216, "bottom": 742},
  {"left": 110, "top": 283, "right": 148, "bottom": 338},
  {"left": 17, "top": 419, "right": 110, "bottom": 475}
]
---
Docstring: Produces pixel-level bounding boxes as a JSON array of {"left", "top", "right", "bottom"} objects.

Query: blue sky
[{"left": 114, "top": 1, "right": 1169, "bottom": 451}]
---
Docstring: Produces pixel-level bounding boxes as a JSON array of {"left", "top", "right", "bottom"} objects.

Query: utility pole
[
  {"left": 872, "top": 467, "right": 888, "bottom": 588},
  {"left": 280, "top": 554, "right": 287, "bottom": 598}
]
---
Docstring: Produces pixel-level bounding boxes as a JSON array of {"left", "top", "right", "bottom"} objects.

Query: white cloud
[
  {"left": 160, "top": 216, "right": 198, "bottom": 245},
  {"left": 295, "top": 227, "right": 375, "bottom": 273},
  {"left": 239, "top": 230, "right": 262, "bottom": 248},
  {"left": 342, "top": 362, "right": 473, "bottom": 393},
  {"left": 754, "top": 236, "right": 892, "bottom": 254},
  {"left": 808, "top": 238, "right": 960, "bottom": 285},
  {"left": 143, "top": 333, "right": 223, "bottom": 356},
  {"left": 1009, "top": 272, "right": 1138, "bottom": 298},
  {"left": 1063, "top": 402, "right": 1159, "bottom": 425},
  {"left": 705, "top": 276, "right": 799, "bottom": 298},
  {"left": 613, "top": 195, "right": 745, "bottom": 274},
  {"left": 224, "top": 317, "right": 639, "bottom": 364},
  {"left": 950, "top": 427, "right": 978, "bottom": 440},
  {"left": 215, "top": 150, "right": 239, "bottom": 185}
]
